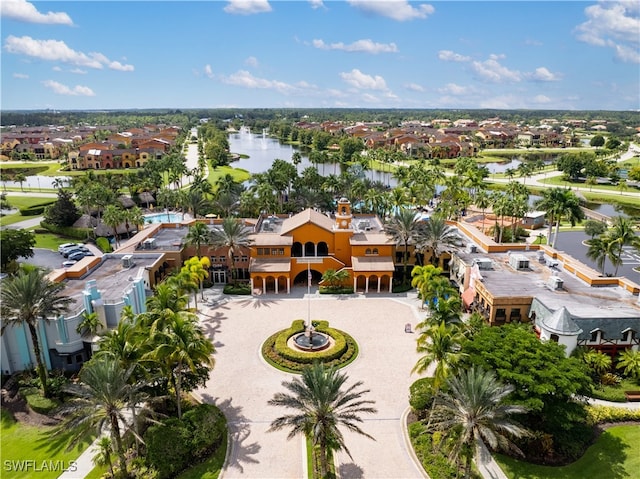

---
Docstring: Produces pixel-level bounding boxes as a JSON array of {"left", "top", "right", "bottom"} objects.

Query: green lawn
[
  {"left": 495, "top": 425, "right": 640, "bottom": 479},
  {"left": 207, "top": 165, "right": 251, "bottom": 187},
  {"left": 0, "top": 409, "right": 94, "bottom": 479},
  {"left": 0, "top": 196, "right": 54, "bottom": 227}
]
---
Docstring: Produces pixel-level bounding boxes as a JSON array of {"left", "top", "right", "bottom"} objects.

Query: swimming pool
[{"left": 144, "top": 213, "right": 184, "bottom": 224}]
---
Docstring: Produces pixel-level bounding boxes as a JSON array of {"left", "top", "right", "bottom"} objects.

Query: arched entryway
[{"left": 293, "top": 269, "right": 323, "bottom": 286}]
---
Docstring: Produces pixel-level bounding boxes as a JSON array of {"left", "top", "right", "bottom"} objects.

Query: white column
[
  {"left": 275, "top": 277, "right": 279, "bottom": 294},
  {"left": 250, "top": 278, "right": 254, "bottom": 295},
  {"left": 365, "top": 276, "right": 369, "bottom": 294},
  {"left": 287, "top": 277, "right": 290, "bottom": 294},
  {"left": 262, "top": 277, "right": 266, "bottom": 294},
  {"left": 353, "top": 277, "right": 357, "bottom": 292},
  {"left": 377, "top": 277, "right": 381, "bottom": 293},
  {"left": 389, "top": 277, "right": 393, "bottom": 293}
]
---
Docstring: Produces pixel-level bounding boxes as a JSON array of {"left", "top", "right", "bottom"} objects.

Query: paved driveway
[{"left": 196, "top": 293, "right": 427, "bottom": 479}]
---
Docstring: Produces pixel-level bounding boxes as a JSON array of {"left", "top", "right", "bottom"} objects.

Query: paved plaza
[{"left": 195, "top": 290, "right": 428, "bottom": 479}]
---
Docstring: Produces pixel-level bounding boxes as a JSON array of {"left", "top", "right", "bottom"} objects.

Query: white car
[
  {"left": 62, "top": 260, "right": 78, "bottom": 268},
  {"left": 58, "top": 243, "right": 79, "bottom": 254}
]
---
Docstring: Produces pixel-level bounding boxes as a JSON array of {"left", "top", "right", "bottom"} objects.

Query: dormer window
[
  {"left": 590, "top": 329, "right": 603, "bottom": 342},
  {"left": 622, "top": 328, "right": 636, "bottom": 342}
]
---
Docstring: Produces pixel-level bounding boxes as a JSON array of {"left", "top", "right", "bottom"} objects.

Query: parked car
[
  {"left": 67, "top": 251, "right": 87, "bottom": 261},
  {"left": 59, "top": 243, "right": 80, "bottom": 254},
  {"left": 62, "top": 260, "right": 78, "bottom": 268},
  {"left": 63, "top": 246, "right": 89, "bottom": 258}
]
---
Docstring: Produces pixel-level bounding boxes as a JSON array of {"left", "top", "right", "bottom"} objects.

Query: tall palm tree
[
  {"left": 59, "top": 357, "right": 144, "bottom": 475},
  {"left": 608, "top": 216, "right": 640, "bottom": 276},
  {"left": 102, "top": 204, "right": 125, "bottom": 249},
  {"left": 385, "top": 208, "right": 423, "bottom": 285},
  {"left": 185, "top": 221, "right": 211, "bottom": 259},
  {"left": 415, "top": 215, "right": 459, "bottom": 266},
  {"left": 146, "top": 313, "right": 214, "bottom": 419},
  {"left": 429, "top": 366, "right": 529, "bottom": 479},
  {"left": 413, "top": 321, "right": 466, "bottom": 389},
  {"left": 268, "top": 363, "right": 377, "bottom": 478},
  {"left": 209, "top": 217, "right": 252, "bottom": 285},
  {"left": 146, "top": 282, "right": 189, "bottom": 314},
  {"left": 123, "top": 206, "right": 144, "bottom": 238},
  {"left": 1, "top": 269, "right": 72, "bottom": 397},
  {"left": 534, "top": 188, "right": 583, "bottom": 248},
  {"left": 586, "top": 235, "right": 620, "bottom": 276}
]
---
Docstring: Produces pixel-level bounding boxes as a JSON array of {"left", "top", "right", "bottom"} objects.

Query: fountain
[{"left": 293, "top": 323, "right": 330, "bottom": 352}]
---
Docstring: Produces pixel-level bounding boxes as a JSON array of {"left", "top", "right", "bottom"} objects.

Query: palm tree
[
  {"left": 146, "top": 282, "right": 189, "bottom": 314},
  {"left": 14, "top": 172, "right": 27, "bottom": 192},
  {"left": 426, "top": 294, "right": 463, "bottom": 327},
  {"left": 92, "top": 436, "right": 115, "bottom": 478},
  {"left": 268, "top": 363, "right": 377, "bottom": 478},
  {"left": 413, "top": 321, "right": 466, "bottom": 389},
  {"left": 1, "top": 269, "right": 72, "bottom": 397},
  {"left": 185, "top": 222, "right": 210, "bottom": 258},
  {"left": 123, "top": 206, "right": 144, "bottom": 238},
  {"left": 385, "top": 208, "right": 423, "bottom": 285},
  {"left": 586, "top": 235, "right": 620, "bottom": 276},
  {"left": 102, "top": 204, "right": 125, "bottom": 249},
  {"left": 321, "top": 268, "right": 350, "bottom": 289},
  {"left": 534, "top": 188, "right": 584, "bottom": 248},
  {"left": 429, "top": 366, "right": 529, "bottom": 479},
  {"left": 616, "top": 349, "right": 640, "bottom": 379},
  {"left": 146, "top": 313, "right": 214, "bottom": 419},
  {"left": 583, "top": 350, "right": 612, "bottom": 380},
  {"left": 208, "top": 217, "right": 252, "bottom": 285},
  {"left": 474, "top": 190, "right": 491, "bottom": 234},
  {"left": 415, "top": 215, "right": 459, "bottom": 266},
  {"left": 76, "top": 311, "right": 103, "bottom": 338},
  {"left": 59, "top": 357, "right": 144, "bottom": 476},
  {"left": 181, "top": 256, "right": 209, "bottom": 306},
  {"left": 608, "top": 216, "right": 640, "bottom": 276}
]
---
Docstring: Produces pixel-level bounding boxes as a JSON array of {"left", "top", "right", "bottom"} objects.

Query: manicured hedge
[
  {"left": 262, "top": 320, "right": 358, "bottom": 373},
  {"left": 409, "top": 377, "right": 435, "bottom": 420},
  {"left": 40, "top": 221, "right": 92, "bottom": 240},
  {"left": 223, "top": 283, "right": 251, "bottom": 295},
  {"left": 586, "top": 405, "right": 640, "bottom": 425},
  {"left": 319, "top": 286, "right": 355, "bottom": 295},
  {"left": 96, "top": 236, "right": 113, "bottom": 253},
  {"left": 19, "top": 200, "right": 56, "bottom": 216}
]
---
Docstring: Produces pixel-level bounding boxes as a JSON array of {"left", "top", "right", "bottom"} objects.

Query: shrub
[
  {"left": 409, "top": 377, "right": 435, "bottom": 419},
  {"left": 40, "top": 221, "right": 92, "bottom": 240},
  {"left": 182, "top": 404, "right": 226, "bottom": 459},
  {"left": 144, "top": 418, "right": 192, "bottom": 479},
  {"left": 586, "top": 405, "right": 640, "bottom": 426},
  {"left": 319, "top": 286, "right": 354, "bottom": 295},
  {"left": 96, "top": 236, "right": 113, "bottom": 253},
  {"left": 223, "top": 283, "right": 251, "bottom": 295},
  {"left": 409, "top": 421, "right": 466, "bottom": 478},
  {"left": 19, "top": 201, "right": 56, "bottom": 216}
]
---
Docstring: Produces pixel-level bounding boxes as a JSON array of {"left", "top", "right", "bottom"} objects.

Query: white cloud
[
  {"left": 471, "top": 54, "right": 522, "bottom": 83},
  {"left": 575, "top": 1, "right": 640, "bottom": 63},
  {"left": 244, "top": 56, "right": 259, "bottom": 68},
  {"left": 1, "top": 0, "right": 72, "bottom": 25},
  {"left": 533, "top": 95, "right": 551, "bottom": 104},
  {"left": 4, "top": 36, "right": 135, "bottom": 71},
  {"left": 339, "top": 68, "right": 388, "bottom": 90},
  {"left": 13, "top": 73, "right": 28, "bottom": 79},
  {"left": 312, "top": 38, "right": 398, "bottom": 54},
  {"left": 437, "top": 50, "right": 471, "bottom": 62},
  {"left": 404, "top": 82, "right": 424, "bottom": 92},
  {"left": 70, "top": 68, "right": 87, "bottom": 75},
  {"left": 347, "top": 0, "right": 434, "bottom": 21},
  {"left": 438, "top": 83, "right": 475, "bottom": 95},
  {"left": 527, "top": 67, "right": 561, "bottom": 82},
  {"left": 308, "top": 0, "right": 325, "bottom": 9},
  {"left": 221, "top": 70, "right": 301, "bottom": 95},
  {"left": 42, "top": 80, "right": 95, "bottom": 96},
  {"left": 204, "top": 64, "right": 214, "bottom": 79},
  {"left": 52, "top": 66, "right": 62, "bottom": 72},
  {"left": 361, "top": 93, "right": 380, "bottom": 103},
  {"left": 224, "top": 0, "right": 272, "bottom": 15}
]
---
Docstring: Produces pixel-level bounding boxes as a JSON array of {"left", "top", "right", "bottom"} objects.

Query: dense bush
[
  {"left": 40, "top": 221, "right": 92, "bottom": 240},
  {"left": 223, "top": 283, "right": 251, "bottom": 295},
  {"left": 19, "top": 200, "right": 56, "bottom": 216},
  {"left": 319, "top": 286, "right": 354, "bottom": 295},
  {"left": 409, "top": 377, "right": 435, "bottom": 419},
  {"left": 586, "top": 405, "right": 640, "bottom": 425},
  {"left": 144, "top": 403, "right": 227, "bottom": 479},
  {"left": 96, "top": 236, "right": 113, "bottom": 253}
]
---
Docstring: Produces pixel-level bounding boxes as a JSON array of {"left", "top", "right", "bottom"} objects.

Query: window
[
  {"left": 496, "top": 308, "right": 506, "bottom": 318},
  {"left": 622, "top": 329, "right": 637, "bottom": 342},
  {"left": 210, "top": 256, "right": 217, "bottom": 263},
  {"left": 365, "top": 248, "right": 372, "bottom": 255},
  {"left": 372, "top": 248, "right": 379, "bottom": 255},
  {"left": 550, "top": 334, "right": 559, "bottom": 343},
  {"left": 590, "top": 329, "right": 601, "bottom": 342},
  {"left": 241, "top": 255, "right": 248, "bottom": 262},
  {"left": 66, "top": 356, "right": 73, "bottom": 365},
  {"left": 271, "top": 248, "right": 284, "bottom": 256},
  {"left": 219, "top": 256, "right": 226, "bottom": 263},
  {"left": 75, "top": 354, "right": 83, "bottom": 363}
]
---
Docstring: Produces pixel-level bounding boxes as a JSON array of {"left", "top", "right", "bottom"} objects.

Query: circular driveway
[{"left": 196, "top": 293, "right": 427, "bottom": 479}]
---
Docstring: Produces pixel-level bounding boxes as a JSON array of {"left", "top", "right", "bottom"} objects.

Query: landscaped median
[{"left": 261, "top": 320, "right": 358, "bottom": 373}]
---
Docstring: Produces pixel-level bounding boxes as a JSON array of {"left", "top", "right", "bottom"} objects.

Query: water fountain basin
[{"left": 292, "top": 331, "right": 330, "bottom": 351}]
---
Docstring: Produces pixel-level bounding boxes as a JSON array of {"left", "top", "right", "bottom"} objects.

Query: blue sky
[{"left": 1, "top": 0, "right": 639, "bottom": 111}]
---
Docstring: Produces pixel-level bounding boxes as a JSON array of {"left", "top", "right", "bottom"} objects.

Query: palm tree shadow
[
  {"left": 198, "top": 309, "right": 225, "bottom": 343},
  {"left": 199, "top": 395, "right": 260, "bottom": 473},
  {"left": 236, "top": 297, "right": 280, "bottom": 309},
  {"left": 338, "top": 462, "right": 364, "bottom": 478}
]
